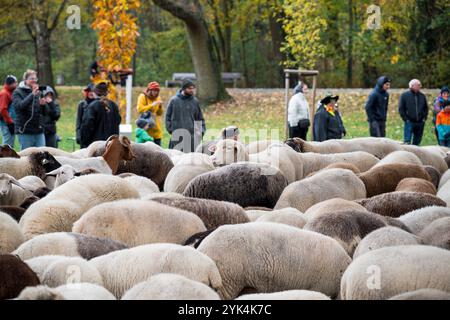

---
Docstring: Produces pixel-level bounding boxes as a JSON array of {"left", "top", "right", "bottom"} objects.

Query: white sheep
[
  {"left": 397, "top": 206, "right": 450, "bottom": 235},
  {"left": 197, "top": 222, "right": 351, "bottom": 300},
  {"left": 142, "top": 192, "right": 185, "bottom": 201},
  {"left": 438, "top": 169, "right": 450, "bottom": 190},
  {"left": 72, "top": 200, "right": 206, "bottom": 247},
  {"left": 210, "top": 139, "right": 249, "bottom": 166},
  {"left": 373, "top": 150, "right": 423, "bottom": 167},
  {"left": 19, "top": 147, "right": 81, "bottom": 158},
  {"left": 122, "top": 175, "right": 159, "bottom": 198},
  {"left": 19, "top": 174, "right": 140, "bottom": 239},
  {"left": 245, "top": 209, "right": 271, "bottom": 222},
  {"left": 275, "top": 169, "right": 366, "bottom": 212},
  {"left": 16, "top": 283, "right": 116, "bottom": 300},
  {"left": 418, "top": 217, "right": 450, "bottom": 250},
  {"left": 340, "top": 245, "right": 450, "bottom": 300},
  {"left": 245, "top": 140, "right": 281, "bottom": 154},
  {"left": 304, "top": 198, "right": 367, "bottom": 221},
  {"left": 353, "top": 226, "right": 421, "bottom": 258},
  {"left": 400, "top": 144, "right": 448, "bottom": 174},
  {"left": 236, "top": 290, "right": 331, "bottom": 300},
  {"left": 122, "top": 273, "right": 221, "bottom": 300},
  {"left": 54, "top": 156, "right": 112, "bottom": 175},
  {"left": 0, "top": 211, "right": 25, "bottom": 254},
  {"left": 255, "top": 207, "right": 306, "bottom": 229},
  {"left": 0, "top": 173, "right": 33, "bottom": 206},
  {"left": 389, "top": 289, "right": 450, "bottom": 300},
  {"left": 89, "top": 243, "right": 222, "bottom": 299},
  {"left": 437, "top": 180, "right": 450, "bottom": 206},
  {"left": 0, "top": 151, "right": 60, "bottom": 180},
  {"left": 18, "top": 176, "right": 47, "bottom": 192}
]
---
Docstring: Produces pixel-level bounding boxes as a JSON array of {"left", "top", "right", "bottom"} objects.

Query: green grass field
[{"left": 27, "top": 87, "right": 440, "bottom": 152}]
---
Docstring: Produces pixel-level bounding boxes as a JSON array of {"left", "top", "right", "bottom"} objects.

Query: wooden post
[
  {"left": 285, "top": 71, "right": 290, "bottom": 140},
  {"left": 311, "top": 75, "right": 317, "bottom": 141}
]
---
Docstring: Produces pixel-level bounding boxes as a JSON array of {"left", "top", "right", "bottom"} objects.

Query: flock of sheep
[{"left": 1, "top": 134, "right": 450, "bottom": 300}]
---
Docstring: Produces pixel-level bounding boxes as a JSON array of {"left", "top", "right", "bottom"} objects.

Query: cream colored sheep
[
  {"left": 16, "top": 283, "right": 116, "bottom": 300},
  {"left": 304, "top": 198, "right": 367, "bottom": 221},
  {"left": 122, "top": 175, "right": 159, "bottom": 198},
  {"left": 397, "top": 206, "right": 450, "bottom": 235},
  {"left": 373, "top": 150, "right": 422, "bottom": 167},
  {"left": 236, "top": 290, "right": 331, "bottom": 300},
  {"left": 0, "top": 211, "right": 25, "bottom": 254},
  {"left": 389, "top": 289, "right": 450, "bottom": 300},
  {"left": 255, "top": 207, "right": 306, "bottom": 229}
]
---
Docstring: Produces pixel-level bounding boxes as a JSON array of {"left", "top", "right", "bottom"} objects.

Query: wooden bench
[{"left": 165, "top": 72, "right": 242, "bottom": 88}]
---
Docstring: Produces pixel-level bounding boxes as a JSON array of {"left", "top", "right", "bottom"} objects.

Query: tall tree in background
[{"left": 152, "top": 0, "right": 229, "bottom": 105}]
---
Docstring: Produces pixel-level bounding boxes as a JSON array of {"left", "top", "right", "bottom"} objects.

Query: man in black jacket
[
  {"left": 365, "top": 76, "right": 391, "bottom": 137},
  {"left": 80, "top": 82, "right": 121, "bottom": 148},
  {"left": 75, "top": 84, "right": 95, "bottom": 146},
  {"left": 313, "top": 95, "right": 345, "bottom": 142},
  {"left": 398, "top": 79, "right": 428, "bottom": 145}
]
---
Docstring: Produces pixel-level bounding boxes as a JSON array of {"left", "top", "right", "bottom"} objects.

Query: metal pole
[
  {"left": 285, "top": 71, "right": 290, "bottom": 140},
  {"left": 311, "top": 75, "right": 317, "bottom": 141},
  {"left": 126, "top": 75, "right": 133, "bottom": 125}
]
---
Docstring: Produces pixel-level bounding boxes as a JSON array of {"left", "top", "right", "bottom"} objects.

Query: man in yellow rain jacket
[{"left": 137, "top": 81, "right": 163, "bottom": 146}]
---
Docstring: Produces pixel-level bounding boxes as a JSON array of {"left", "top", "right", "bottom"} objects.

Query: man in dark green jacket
[{"left": 165, "top": 80, "right": 206, "bottom": 152}]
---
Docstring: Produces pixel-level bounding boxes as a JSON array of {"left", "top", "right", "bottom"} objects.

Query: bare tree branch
[
  {"left": 0, "top": 39, "right": 33, "bottom": 51},
  {"left": 25, "top": 23, "right": 36, "bottom": 41},
  {"left": 49, "top": 0, "right": 69, "bottom": 32}
]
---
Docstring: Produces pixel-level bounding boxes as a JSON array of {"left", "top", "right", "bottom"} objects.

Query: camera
[{"left": 38, "top": 85, "right": 47, "bottom": 98}]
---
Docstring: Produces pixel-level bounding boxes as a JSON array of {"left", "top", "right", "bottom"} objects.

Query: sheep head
[
  {"left": 103, "top": 135, "right": 136, "bottom": 175},
  {"left": 284, "top": 138, "right": 304, "bottom": 153},
  {"left": 0, "top": 173, "right": 27, "bottom": 205},
  {"left": 0, "top": 145, "right": 20, "bottom": 158},
  {"left": 210, "top": 139, "right": 248, "bottom": 167}
]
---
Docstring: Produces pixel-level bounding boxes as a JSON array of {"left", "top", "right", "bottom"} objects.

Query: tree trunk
[
  {"left": 346, "top": 0, "right": 353, "bottom": 87},
  {"left": 33, "top": 20, "right": 54, "bottom": 88},
  {"left": 268, "top": 8, "right": 285, "bottom": 87}
]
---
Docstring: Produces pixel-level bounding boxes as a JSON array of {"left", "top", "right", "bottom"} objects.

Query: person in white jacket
[{"left": 288, "top": 81, "right": 310, "bottom": 140}]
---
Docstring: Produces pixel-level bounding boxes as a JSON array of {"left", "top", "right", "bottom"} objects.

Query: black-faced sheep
[
  {"left": 418, "top": 217, "right": 450, "bottom": 250},
  {"left": 356, "top": 192, "right": 446, "bottom": 217},
  {"left": 72, "top": 200, "right": 206, "bottom": 247},
  {"left": 0, "top": 211, "right": 25, "bottom": 254},
  {"left": 151, "top": 196, "right": 249, "bottom": 229},
  {"left": 184, "top": 162, "right": 288, "bottom": 209},
  {"left": 0, "top": 151, "right": 61, "bottom": 180},
  {"left": 0, "top": 254, "right": 40, "bottom": 300},
  {"left": 13, "top": 232, "right": 128, "bottom": 260},
  {"left": 340, "top": 245, "right": 450, "bottom": 300},
  {"left": 395, "top": 178, "right": 437, "bottom": 195},
  {"left": 197, "top": 222, "right": 351, "bottom": 300},
  {"left": 16, "top": 283, "right": 116, "bottom": 300},
  {"left": 397, "top": 206, "right": 450, "bottom": 235}
]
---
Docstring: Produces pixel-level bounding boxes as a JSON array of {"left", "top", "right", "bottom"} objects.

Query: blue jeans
[
  {"left": 17, "top": 133, "right": 45, "bottom": 151},
  {"left": 404, "top": 120, "right": 425, "bottom": 146},
  {"left": 0, "top": 124, "right": 15, "bottom": 147}
]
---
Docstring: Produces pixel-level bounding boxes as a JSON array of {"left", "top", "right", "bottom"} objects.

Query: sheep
[
  {"left": 0, "top": 151, "right": 61, "bottom": 180},
  {"left": 0, "top": 254, "right": 40, "bottom": 300},
  {"left": 303, "top": 210, "right": 388, "bottom": 255},
  {"left": 19, "top": 146, "right": 82, "bottom": 158},
  {"left": 72, "top": 200, "right": 206, "bottom": 247},
  {"left": 184, "top": 162, "right": 288, "bottom": 209},
  {"left": 358, "top": 163, "right": 432, "bottom": 198},
  {"left": 418, "top": 217, "right": 450, "bottom": 250},
  {"left": 0, "top": 212, "right": 25, "bottom": 254},
  {"left": 304, "top": 198, "right": 367, "bottom": 221},
  {"left": 18, "top": 175, "right": 46, "bottom": 192},
  {"left": 395, "top": 178, "right": 436, "bottom": 195},
  {"left": 373, "top": 150, "right": 423, "bottom": 167},
  {"left": 13, "top": 232, "right": 128, "bottom": 260},
  {"left": 89, "top": 243, "right": 222, "bottom": 299},
  {"left": 245, "top": 209, "right": 271, "bottom": 222},
  {"left": 236, "top": 290, "right": 331, "bottom": 300},
  {"left": 164, "top": 148, "right": 185, "bottom": 162},
  {"left": 0, "top": 144, "right": 20, "bottom": 158},
  {"left": 71, "top": 148, "right": 88, "bottom": 158},
  {"left": 0, "top": 206, "right": 26, "bottom": 222},
  {"left": 0, "top": 173, "right": 33, "bottom": 206},
  {"left": 397, "top": 206, "right": 450, "bottom": 235},
  {"left": 424, "top": 165, "right": 441, "bottom": 188},
  {"left": 25, "top": 255, "right": 103, "bottom": 288},
  {"left": 320, "top": 162, "right": 361, "bottom": 174},
  {"left": 439, "top": 170, "right": 450, "bottom": 190},
  {"left": 356, "top": 192, "right": 446, "bottom": 217},
  {"left": 399, "top": 144, "right": 448, "bottom": 174},
  {"left": 142, "top": 192, "right": 185, "bottom": 201},
  {"left": 275, "top": 169, "right": 366, "bottom": 213},
  {"left": 210, "top": 139, "right": 249, "bottom": 166},
  {"left": 19, "top": 174, "right": 140, "bottom": 239},
  {"left": 195, "top": 140, "right": 218, "bottom": 156},
  {"left": 255, "top": 207, "right": 307, "bottom": 229},
  {"left": 16, "top": 283, "right": 116, "bottom": 300},
  {"left": 44, "top": 165, "right": 102, "bottom": 188},
  {"left": 122, "top": 175, "right": 159, "bottom": 198},
  {"left": 353, "top": 227, "right": 421, "bottom": 258},
  {"left": 122, "top": 273, "right": 221, "bottom": 300},
  {"left": 87, "top": 140, "right": 174, "bottom": 190},
  {"left": 298, "top": 151, "right": 379, "bottom": 178},
  {"left": 340, "top": 245, "right": 450, "bottom": 300},
  {"left": 437, "top": 179, "right": 450, "bottom": 206},
  {"left": 245, "top": 140, "right": 281, "bottom": 154},
  {"left": 197, "top": 222, "right": 351, "bottom": 300},
  {"left": 422, "top": 145, "right": 450, "bottom": 157},
  {"left": 164, "top": 153, "right": 215, "bottom": 194},
  {"left": 389, "top": 289, "right": 450, "bottom": 300},
  {"left": 150, "top": 196, "right": 249, "bottom": 230}
]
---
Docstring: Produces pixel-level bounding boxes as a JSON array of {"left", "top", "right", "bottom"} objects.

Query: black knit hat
[
  {"left": 135, "top": 118, "right": 150, "bottom": 129},
  {"left": 94, "top": 82, "right": 109, "bottom": 97},
  {"left": 181, "top": 79, "right": 195, "bottom": 91},
  {"left": 441, "top": 86, "right": 449, "bottom": 94},
  {"left": 4, "top": 75, "right": 17, "bottom": 85}
]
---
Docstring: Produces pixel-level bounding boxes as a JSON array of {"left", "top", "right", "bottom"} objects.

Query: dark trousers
[
  {"left": 440, "top": 140, "right": 450, "bottom": 147},
  {"left": 45, "top": 133, "right": 58, "bottom": 148},
  {"left": 369, "top": 121, "right": 386, "bottom": 137},
  {"left": 153, "top": 139, "right": 161, "bottom": 146},
  {"left": 404, "top": 120, "right": 425, "bottom": 146},
  {"left": 289, "top": 125, "right": 309, "bottom": 140}
]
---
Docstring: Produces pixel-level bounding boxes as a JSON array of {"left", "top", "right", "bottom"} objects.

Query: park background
[{"left": 0, "top": 0, "right": 448, "bottom": 150}]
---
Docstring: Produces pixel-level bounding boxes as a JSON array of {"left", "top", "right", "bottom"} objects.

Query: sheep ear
[
  {"left": 208, "top": 144, "right": 217, "bottom": 153},
  {"left": 10, "top": 177, "right": 26, "bottom": 190},
  {"left": 74, "top": 172, "right": 82, "bottom": 177},
  {"left": 46, "top": 167, "right": 60, "bottom": 176}
]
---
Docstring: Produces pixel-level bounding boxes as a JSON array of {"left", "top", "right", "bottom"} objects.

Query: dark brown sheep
[
  {"left": 0, "top": 145, "right": 20, "bottom": 158},
  {"left": 151, "top": 196, "right": 249, "bottom": 229},
  {"left": 424, "top": 165, "right": 441, "bottom": 188},
  {"left": 358, "top": 163, "right": 432, "bottom": 197},
  {"left": 0, "top": 254, "right": 40, "bottom": 300},
  {"left": 356, "top": 192, "right": 446, "bottom": 218},
  {"left": 303, "top": 209, "right": 388, "bottom": 255},
  {"left": 183, "top": 163, "right": 288, "bottom": 209},
  {"left": 419, "top": 217, "right": 450, "bottom": 250},
  {"left": 395, "top": 178, "right": 437, "bottom": 195},
  {"left": 0, "top": 207, "right": 26, "bottom": 222}
]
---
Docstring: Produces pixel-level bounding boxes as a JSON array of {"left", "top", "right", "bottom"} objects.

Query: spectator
[
  {"left": 75, "top": 84, "right": 96, "bottom": 146},
  {"left": 136, "top": 81, "right": 163, "bottom": 146},
  {"left": 398, "top": 79, "right": 428, "bottom": 146},
  {"left": 288, "top": 81, "right": 310, "bottom": 140},
  {"left": 80, "top": 82, "right": 121, "bottom": 148},
  {"left": 0, "top": 75, "right": 18, "bottom": 147},
  {"left": 313, "top": 94, "right": 345, "bottom": 142},
  {"left": 433, "top": 86, "right": 449, "bottom": 145},
  {"left": 165, "top": 79, "right": 206, "bottom": 153},
  {"left": 365, "top": 76, "right": 391, "bottom": 137},
  {"left": 135, "top": 118, "right": 155, "bottom": 143},
  {"left": 435, "top": 100, "right": 450, "bottom": 147},
  {"left": 11, "top": 70, "right": 45, "bottom": 150},
  {"left": 40, "top": 86, "right": 61, "bottom": 148}
]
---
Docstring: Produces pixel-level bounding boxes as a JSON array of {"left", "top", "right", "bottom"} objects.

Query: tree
[{"left": 152, "top": 0, "right": 230, "bottom": 105}]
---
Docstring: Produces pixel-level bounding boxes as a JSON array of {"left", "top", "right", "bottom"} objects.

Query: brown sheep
[
  {"left": 306, "top": 162, "right": 361, "bottom": 178},
  {"left": 419, "top": 217, "right": 450, "bottom": 250},
  {"left": 0, "top": 254, "right": 40, "bottom": 299},
  {"left": 424, "top": 165, "right": 441, "bottom": 188},
  {"left": 0, "top": 207, "right": 26, "bottom": 222},
  {"left": 395, "top": 178, "right": 437, "bottom": 195},
  {"left": 356, "top": 192, "right": 446, "bottom": 217},
  {"left": 0, "top": 145, "right": 20, "bottom": 158},
  {"left": 358, "top": 163, "right": 432, "bottom": 197}
]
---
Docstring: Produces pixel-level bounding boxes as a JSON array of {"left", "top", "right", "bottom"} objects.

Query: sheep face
[
  {"left": 210, "top": 140, "right": 248, "bottom": 166},
  {"left": 37, "top": 152, "right": 61, "bottom": 173},
  {"left": 0, "top": 145, "right": 20, "bottom": 158},
  {"left": 46, "top": 165, "right": 78, "bottom": 188},
  {"left": 0, "top": 174, "right": 26, "bottom": 205}
]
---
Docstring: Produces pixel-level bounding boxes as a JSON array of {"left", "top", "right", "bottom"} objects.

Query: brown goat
[{"left": 102, "top": 135, "right": 136, "bottom": 175}]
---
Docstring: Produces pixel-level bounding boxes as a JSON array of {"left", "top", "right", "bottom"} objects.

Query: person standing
[
  {"left": 11, "top": 70, "right": 45, "bottom": 150},
  {"left": 165, "top": 80, "right": 206, "bottom": 153},
  {"left": 136, "top": 81, "right": 163, "bottom": 146},
  {"left": 313, "top": 94, "right": 345, "bottom": 142},
  {"left": 75, "top": 84, "right": 96, "bottom": 146},
  {"left": 0, "top": 75, "right": 18, "bottom": 147},
  {"left": 365, "top": 76, "right": 391, "bottom": 137},
  {"left": 435, "top": 100, "right": 450, "bottom": 147},
  {"left": 398, "top": 79, "right": 428, "bottom": 146},
  {"left": 432, "top": 86, "right": 449, "bottom": 144},
  {"left": 288, "top": 81, "right": 310, "bottom": 140},
  {"left": 40, "top": 86, "right": 61, "bottom": 148},
  {"left": 80, "top": 82, "right": 121, "bottom": 148}
]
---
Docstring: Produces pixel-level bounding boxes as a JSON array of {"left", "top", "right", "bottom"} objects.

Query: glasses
[{"left": 28, "top": 78, "right": 38, "bottom": 81}]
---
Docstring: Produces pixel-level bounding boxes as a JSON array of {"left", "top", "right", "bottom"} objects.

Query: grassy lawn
[{"left": 38, "top": 87, "right": 440, "bottom": 152}]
